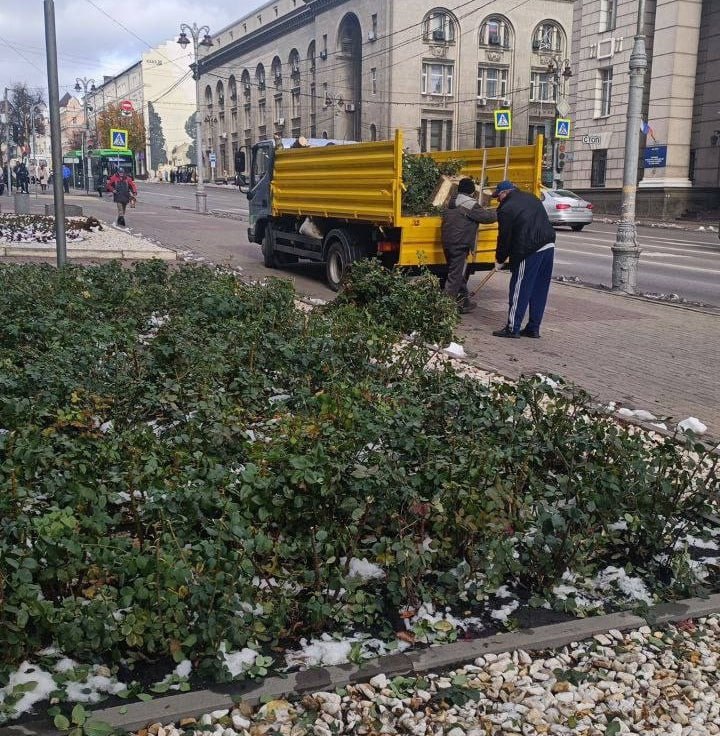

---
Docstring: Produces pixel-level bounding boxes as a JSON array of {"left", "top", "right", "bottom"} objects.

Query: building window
[
  {"left": 291, "top": 90, "right": 300, "bottom": 119},
  {"left": 423, "top": 9, "right": 455, "bottom": 43},
  {"left": 602, "top": 0, "right": 617, "bottom": 32},
  {"left": 371, "top": 68, "right": 377, "bottom": 95},
  {"left": 599, "top": 68, "right": 613, "bottom": 116},
  {"left": 371, "top": 13, "right": 378, "bottom": 36},
  {"left": 532, "top": 22, "right": 563, "bottom": 53},
  {"left": 530, "top": 72, "right": 555, "bottom": 102},
  {"left": 258, "top": 100, "right": 266, "bottom": 127},
  {"left": 420, "top": 118, "right": 453, "bottom": 152},
  {"left": 591, "top": 149, "right": 607, "bottom": 187},
  {"left": 421, "top": 62, "right": 454, "bottom": 96},
  {"left": 480, "top": 16, "right": 512, "bottom": 48},
  {"left": 274, "top": 96, "right": 283, "bottom": 123},
  {"left": 477, "top": 66, "right": 508, "bottom": 98},
  {"left": 527, "top": 124, "right": 547, "bottom": 145},
  {"left": 475, "top": 121, "right": 506, "bottom": 148}
]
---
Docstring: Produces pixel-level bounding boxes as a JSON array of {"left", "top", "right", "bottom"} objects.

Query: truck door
[{"left": 247, "top": 142, "right": 274, "bottom": 243}]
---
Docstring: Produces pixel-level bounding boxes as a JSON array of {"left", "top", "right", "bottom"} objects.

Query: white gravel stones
[{"left": 131, "top": 615, "right": 720, "bottom": 736}]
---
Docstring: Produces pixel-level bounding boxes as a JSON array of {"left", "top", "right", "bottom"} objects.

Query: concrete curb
[
  {"left": 2, "top": 594, "right": 719, "bottom": 735},
  {"left": 0, "top": 246, "right": 177, "bottom": 261}
]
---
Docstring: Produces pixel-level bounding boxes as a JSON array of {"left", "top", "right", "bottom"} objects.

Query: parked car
[{"left": 541, "top": 187, "right": 594, "bottom": 231}]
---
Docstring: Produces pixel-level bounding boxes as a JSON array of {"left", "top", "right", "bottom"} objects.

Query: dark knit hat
[{"left": 457, "top": 178, "right": 476, "bottom": 195}]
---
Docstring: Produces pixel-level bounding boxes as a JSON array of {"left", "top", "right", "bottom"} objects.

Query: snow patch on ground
[
  {"left": 0, "top": 662, "right": 56, "bottom": 717},
  {"left": 219, "top": 643, "right": 260, "bottom": 678},
  {"left": 678, "top": 417, "right": 707, "bottom": 435},
  {"left": 346, "top": 557, "right": 385, "bottom": 581},
  {"left": 443, "top": 342, "right": 466, "bottom": 359}
]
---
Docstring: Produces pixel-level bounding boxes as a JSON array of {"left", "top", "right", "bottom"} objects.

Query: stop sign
[{"left": 120, "top": 100, "right": 133, "bottom": 113}]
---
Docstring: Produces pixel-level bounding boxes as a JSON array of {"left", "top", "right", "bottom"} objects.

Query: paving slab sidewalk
[{"left": 461, "top": 273, "right": 720, "bottom": 439}]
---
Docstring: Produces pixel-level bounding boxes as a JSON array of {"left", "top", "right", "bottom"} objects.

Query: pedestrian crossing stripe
[
  {"left": 555, "top": 118, "right": 571, "bottom": 140},
  {"left": 110, "top": 128, "right": 129, "bottom": 150},
  {"left": 494, "top": 109, "right": 512, "bottom": 131}
]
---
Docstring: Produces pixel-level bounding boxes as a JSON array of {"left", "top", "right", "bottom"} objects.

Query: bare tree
[{"left": 9, "top": 83, "right": 46, "bottom": 144}]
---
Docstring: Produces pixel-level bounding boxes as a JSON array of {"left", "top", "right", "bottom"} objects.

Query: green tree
[
  {"left": 96, "top": 103, "right": 146, "bottom": 153},
  {"left": 184, "top": 112, "right": 197, "bottom": 165}
]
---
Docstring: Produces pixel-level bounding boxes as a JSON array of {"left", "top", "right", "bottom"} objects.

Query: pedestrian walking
[
  {"left": 440, "top": 177, "right": 496, "bottom": 314},
  {"left": 491, "top": 180, "right": 556, "bottom": 339},
  {"left": 62, "top": 164, "right": 72, "bottom": 193},
  {"left": 107, "top": 169, "right": 137, "bottom": 227},
  {"left": 16, "top": 162, "right": 30, "bottom": 194},
  {"left": 39, "top": 164, "right": 48, "bottom": 192},
  {"left": 170, "top": 169, "right": 176, "bottom": 184}
]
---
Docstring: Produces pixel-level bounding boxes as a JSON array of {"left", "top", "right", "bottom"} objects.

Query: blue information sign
[{"left": 643, "top": 145, "right": 667, "bottom": 168}]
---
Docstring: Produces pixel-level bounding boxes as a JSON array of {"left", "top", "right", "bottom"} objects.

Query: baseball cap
[{"left": 492, "top": 180, "right": 516, "bottom": 197}]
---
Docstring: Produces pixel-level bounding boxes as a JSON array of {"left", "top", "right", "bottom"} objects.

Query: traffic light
[{"left": 555, "top": 142, "right": 566, "bottom": 173}]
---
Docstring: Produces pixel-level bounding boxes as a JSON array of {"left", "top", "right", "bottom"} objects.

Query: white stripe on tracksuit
[{"left": 508, "top": 258, "right": 526, "bottom": 329}]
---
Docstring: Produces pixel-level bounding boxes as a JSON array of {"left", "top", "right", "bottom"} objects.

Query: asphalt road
[{"left": 37, "top": 183, "right": 720, "bottom": 307}]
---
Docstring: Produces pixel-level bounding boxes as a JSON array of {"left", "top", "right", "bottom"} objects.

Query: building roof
[{"left": 59, "top": 92, "right": 72, "bottom": 107}]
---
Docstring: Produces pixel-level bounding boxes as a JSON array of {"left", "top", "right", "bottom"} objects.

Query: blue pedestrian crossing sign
[
  {"left": 555, "top": 118, "right": 571, "bottom": 140},
  {"left": 110, "top": 128, "right": 129, "bottom": 150},
  {"left": 494, "top": 109, "right": 512, "bottom": 131}
]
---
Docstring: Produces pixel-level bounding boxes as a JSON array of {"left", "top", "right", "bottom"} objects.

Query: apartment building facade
[
  {"left": 87, "top": 40, "right": 196, "bottom": 178},
  {"left": 195, "top": 0, "right": 574, "bottom": 180},
  {"left": 565, "top": 0, "right": 719, "bottom": 216}
]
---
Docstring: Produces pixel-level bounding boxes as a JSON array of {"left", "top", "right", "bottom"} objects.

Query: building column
[{"left": 640, "top": 0, "right": 702, "bottom": 188}]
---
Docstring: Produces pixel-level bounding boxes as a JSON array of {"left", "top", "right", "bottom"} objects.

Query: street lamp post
[
  {"left": 611, "top": 0, "right": 647, "bottom": 293},
  {"left": 75, "top": 77, "right": 96, "bottom": 194},
  {"left": 178, "top": 22, "right": 213, "bottom": 214},
  {"left": 547, "top": 56, "right": 572, "bottom": 190}
]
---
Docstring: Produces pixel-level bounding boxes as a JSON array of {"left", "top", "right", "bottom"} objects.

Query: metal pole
[
  {"left": 193, "top": 35, "right": 207, "bottom": 214},
  {"left": 44, "top": 0, "right": 66, "bottom": 266},
  {"left": 31, "top": 107, "right": 38, "bottom": 198},
  {"left": 4, "top": 87, "right": 10, "bottom": 198},
  {"left": 611, "top": 0, "right": 647, "bottom": 293}
]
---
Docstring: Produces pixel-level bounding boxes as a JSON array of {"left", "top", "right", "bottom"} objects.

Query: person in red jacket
[{"left": 107, "top": 169, "right": 137, "bottom": 227}]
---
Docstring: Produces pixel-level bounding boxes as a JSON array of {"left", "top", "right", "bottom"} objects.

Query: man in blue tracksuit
[{"left": 491, "top": 180, "right": 556, "bottom": 338}]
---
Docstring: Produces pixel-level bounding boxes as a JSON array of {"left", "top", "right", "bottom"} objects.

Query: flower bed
[
  {"left": 0, "top": 260, "right": 718, "bottom": 723},
  {"left": 0, "top": 214, "right": 103, "bottom": 244}
]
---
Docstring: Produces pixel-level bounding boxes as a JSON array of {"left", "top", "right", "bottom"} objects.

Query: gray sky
[{"left": 0, "top": 0, "right": 263, "bottom": 102}]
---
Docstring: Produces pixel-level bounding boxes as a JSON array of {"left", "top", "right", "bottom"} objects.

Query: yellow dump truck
[{"left": 247, "top": 130, "right": 543, "bottom": 290}]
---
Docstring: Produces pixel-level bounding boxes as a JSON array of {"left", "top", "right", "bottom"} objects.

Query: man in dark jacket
[
  {"left": 441, "top": 177, "right": 496, "bottom": 313},
  {"left": 491, "top": 180, "right": 556, "bottom": 338}
]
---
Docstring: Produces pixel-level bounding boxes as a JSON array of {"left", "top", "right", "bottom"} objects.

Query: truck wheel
[
  {"left": 262, "top": 226, "right": 276, "bottom": 268},
  {"left": 325, "top": 240, "right": 347, "bottom": 291},
  {"left": 262, "top": 225, "right": 299, "bottom": 268}
]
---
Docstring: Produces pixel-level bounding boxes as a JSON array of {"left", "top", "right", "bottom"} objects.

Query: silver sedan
[{"left": 541, "top": 188, "right": 594, "bottom": 231}]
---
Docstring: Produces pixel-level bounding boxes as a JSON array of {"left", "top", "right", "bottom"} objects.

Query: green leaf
[
  {"left": 84, "top": 720, "right": 116, "bottom": 736},
  {"left": 137, "top": 693, "right": 153, "bottom": 702},
  {"left": 71, "top": 704, "right": 87, "bottom": 726},
  {"left": 54, "top": 714, "right": 71, "bottom": 731}
]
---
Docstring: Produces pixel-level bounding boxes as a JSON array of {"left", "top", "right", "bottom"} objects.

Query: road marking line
[{"left": 558, "top": 247, "right": 720, "bottom": 274}]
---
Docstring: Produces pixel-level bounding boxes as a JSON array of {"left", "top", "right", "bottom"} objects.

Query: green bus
[{"left": 64, "top": 148, "right": 134, "bottom": 195}]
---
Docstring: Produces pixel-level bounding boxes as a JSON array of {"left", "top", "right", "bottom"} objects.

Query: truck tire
[
  {"left": 325, "top": 240, "right": 346, "bottom": 291},
  {"left": 262, "top": 224, "right": 299, "bottom": 268},
  {"left": 261, "top": 225, "right": 276, "bottom": 268}
]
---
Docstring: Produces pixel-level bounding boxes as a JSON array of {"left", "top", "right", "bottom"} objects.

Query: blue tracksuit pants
[{"left": 506, "top": 246, "right": 554, "bottom": 333}]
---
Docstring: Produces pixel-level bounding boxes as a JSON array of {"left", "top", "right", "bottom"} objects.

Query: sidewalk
[{"left": 460, "top": 273, "right": 720, "bottom": 439}]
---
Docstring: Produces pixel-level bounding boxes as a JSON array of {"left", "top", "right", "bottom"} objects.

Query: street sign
[
  {"left": 209, "top": 152, "right": 217, "bottom": 168},
  {"left": 63, "top": 157, "right": 80, "bottom": 164},
  {"left": 555, "top": 118, "right": 571, "bottom": 139},
  {"left": 110, "top": 128, "right": 129, "bottom": 150},
  {"left": 120, "top": 100, "right": 133, "bottom": 112},
  {"left": 556, "top": 96, "right": 571, "bottom": 119},
  {"left": 643, "top": 145, "right": 667, "bottom": 168},
  {"left": 494, "top": 109, "right": 511, "bottom": 131}
]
